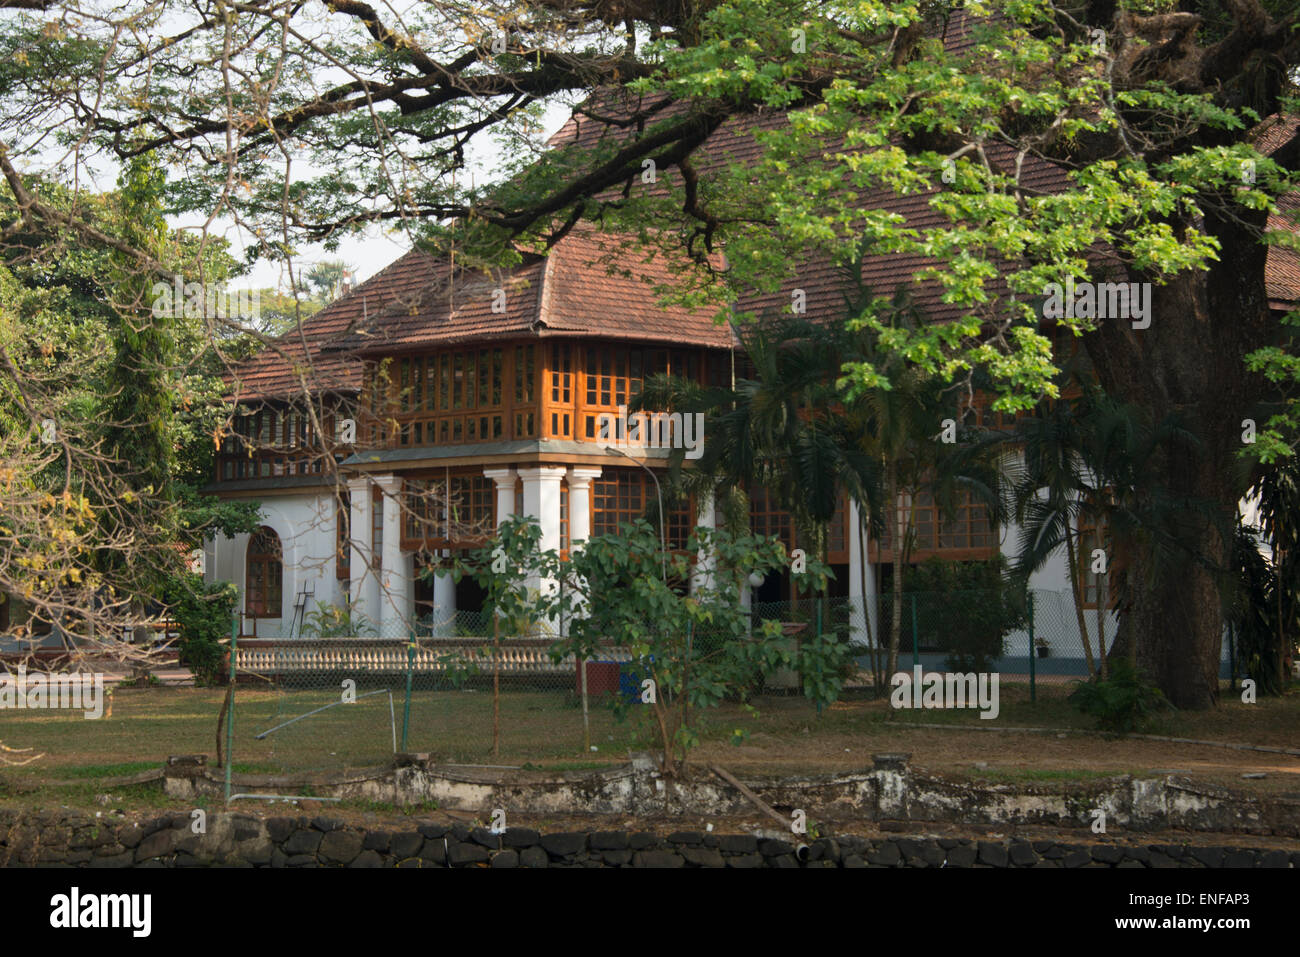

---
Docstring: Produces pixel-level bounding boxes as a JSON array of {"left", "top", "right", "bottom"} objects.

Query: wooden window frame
[{"left": 245, "top": 527, "right": 284, "bottom": 618}]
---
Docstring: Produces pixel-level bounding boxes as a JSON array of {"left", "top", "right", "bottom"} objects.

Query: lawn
[{"left": 1, "top": 680, "right": 1296, "bottom": 812}]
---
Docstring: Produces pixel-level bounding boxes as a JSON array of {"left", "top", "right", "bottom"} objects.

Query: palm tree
[
  {"left": 1246, "top": 458, "right": 1300, "bottom": 690},
  {"left": 836, "top": 287, "right": 1010, "bottom": 681},
  {"left": 1008, "top": 388, "right": 1106, "bottom": 676},
  {"left": 305, "top": 261, "right": 353, "bottom": 303},
  {"left": 1010, "top": 380, "right": 1213, "bottom": 678},
  {"left": 642, "top": 295, "right": 1014, "bottom": 688},
  {"left": 635, "top": 314, "right": 883, "bottom": 598}
]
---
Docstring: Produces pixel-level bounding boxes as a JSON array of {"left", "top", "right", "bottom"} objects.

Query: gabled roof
[
  {"left": 225, "top": 249, "right": 443, "bottom": 400},
  {"left": 327, "top": 226, "right": 739, "bottom": 357},
  {"left": 1257, "top": 115, "right": 1300, "bottom": 310}
]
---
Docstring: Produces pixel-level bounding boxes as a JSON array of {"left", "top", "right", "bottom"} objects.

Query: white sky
[{"left": 196, "top": 96, "right": 576, "bottom": 293}]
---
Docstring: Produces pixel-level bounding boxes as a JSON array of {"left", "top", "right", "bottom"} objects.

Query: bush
[
  {"left": 903, "top": 557, "right": 1027, "bottom": 672},
  {"left": 165, "top": 573, "right": 237, "bottom": 686},
  {"left": 1068, "top": 659, "right": 1171, "bottom": 733},
  {"left": 301, "top": 601, "right": 375, "bottom": 638}
]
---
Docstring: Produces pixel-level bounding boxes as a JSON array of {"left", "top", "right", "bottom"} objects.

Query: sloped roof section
[
  {"left": 331, "top": 256, "right": 546, "bottom": 355},
  {"left": 226, "top": 248, "right": 443, "bottom": 399},
  {"left": 537, "top": 227, "right": 737, "bottom": 347},
  {"left": 1256, "top": 114, "right": 1300, "bottom": 310},
  {"left": 326, "top": 228, "right": 738, "bottom": 354}
]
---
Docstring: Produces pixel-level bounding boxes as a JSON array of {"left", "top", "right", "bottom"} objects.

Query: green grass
[
  {"left": 2, "top": 679, "right": 1295, "bottom": 813},
  {"left": 57, "top": 761, "right": 160, "bottom": 780}
]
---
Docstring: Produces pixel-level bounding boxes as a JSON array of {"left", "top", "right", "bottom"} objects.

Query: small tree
[
  {"left": 301, "top": 600, "right": 376, "bottom": 638},
  {"left": 446, "top": 515, "right": 550, "bottom": 758},
  {"left": 164, "top": 573, "right": 238, "bottom": 687},
  {"left": 543, "top": 519, "right": 846, "bottom": 778}
]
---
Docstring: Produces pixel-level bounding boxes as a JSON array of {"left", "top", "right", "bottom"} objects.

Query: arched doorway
[{"left": 245, "top": 526, "right": 283, "bottom": 632}]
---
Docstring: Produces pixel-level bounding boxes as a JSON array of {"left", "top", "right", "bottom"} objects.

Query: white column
[
  {"left": 691, "top": 489, "right": 717, "bottom": 595},
  {"left": 231, "top": 531, "right": 250, "bottom": 635},
  {"left": 347, "top": 477, "right": 378, "bottom": 628},
  {"left": 566, "top": 467, "right": 601, "bottom": 550},
  {"left": 519, "top": 466, "right": 566, "bottom": 622},
  {"left": 375, "top": 474, "right": 408, "bottom": 635},
  {"left": 519, "top": 466, "right": 566, "bottom": 553},
  {"left": 484, "top": 468, "right": 516, "bottom": 527},
  {"left": 849, "top": 498, "right": 869, "bottom": 645},
  {"left": 431, "top": 549, "right": 457, "bottom": 637}
]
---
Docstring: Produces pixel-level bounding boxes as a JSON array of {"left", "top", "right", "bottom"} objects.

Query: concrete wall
[{"left": 205, "top": 492, "right": 346, "bottom": 637}]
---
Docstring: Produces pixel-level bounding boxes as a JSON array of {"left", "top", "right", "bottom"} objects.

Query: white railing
[{"left": 233, "top": 637, "right": 632, "bottom": 676}]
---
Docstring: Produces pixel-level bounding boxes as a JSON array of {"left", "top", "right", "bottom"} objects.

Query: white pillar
[
  {"left": 561, "top": 468, "right": 601, "bottom": 637},
  {"left": 431, "top": 549, "right": 457, "bottom": 637},
  {"left": 691, "top": 489, "right": 717, "bottom": 595},
  {"left": 375, "top": 474, "right": 408, "bottom": 635},
  {"left": 347, "top": 477, "right": 379, "bottom": 629},
  {"left": 519, "top": 466, "right": 566, "bottom": 553},
  {"left": 519, "top": 466, "right": 566, "bottom": 626},
  {"left": 484, "top": 468, "right": 516, "bottom": 527},
  {"left": 566, "top": 467, "right": 601, "bottom": 550},
  {"left": 849, "top": 498, "right": 873, "bottom": 646},
  {"left": 231, "top": 531, "right": 250, "bottom": 635}
]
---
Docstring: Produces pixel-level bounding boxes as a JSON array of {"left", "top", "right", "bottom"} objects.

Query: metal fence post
[
  {"left": 1028, "top": 591, "right": 1036, "bottom": 704},
  {"left": 401, "top": 631, "right": 414, "bottom": 752},
  {"left": 1227, "top": 623, "right": 1236, "bottom": 692},
  {"left": 225, "top": 616, "right": 236, "bottom": 803},
  {"left": 814, "top": 602, "right": 823, "bottom": 714},
  {"left": 910, "top": 594, "right": 919, "bottom": 668}
]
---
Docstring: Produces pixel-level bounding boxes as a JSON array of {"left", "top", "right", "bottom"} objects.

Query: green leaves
[
  {"left": 461, "top": 517, "right": 846, "bottom": 776},
  {"left": 1068, "top": 659, "right": 1171, "bottom": 734}
]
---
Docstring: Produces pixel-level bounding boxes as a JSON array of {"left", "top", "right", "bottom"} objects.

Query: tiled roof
[
  {"left": 225, "top": 249, "right": 442, "bottom": 399},
  {"left": 1256, "top": 115, "right": 1300, "bottom": 310},
  {"left": 321, "top": 227, "right": 739, "bottom": 357},
  {"left": 330, "top": 255, "right": 546, "bottom": 355}
]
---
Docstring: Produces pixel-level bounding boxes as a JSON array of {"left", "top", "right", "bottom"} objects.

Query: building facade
[{"left": 202, "top": 223, "right": 1100, "bottom": 655}]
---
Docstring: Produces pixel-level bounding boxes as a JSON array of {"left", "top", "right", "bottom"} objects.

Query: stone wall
[{"left": 1, "top": 809, "right": 1296, "bottom": 868}]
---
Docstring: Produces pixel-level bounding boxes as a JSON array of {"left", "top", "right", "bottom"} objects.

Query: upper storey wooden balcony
[{"left": 359, "top": 339, "right": 732, "bottom": 453}]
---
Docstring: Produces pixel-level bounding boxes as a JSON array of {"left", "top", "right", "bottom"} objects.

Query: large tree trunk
[{"left": 1083, "top": 204, "right": 1273, "bottom": 709}]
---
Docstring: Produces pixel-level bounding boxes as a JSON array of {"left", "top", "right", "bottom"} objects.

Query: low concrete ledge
[{"left": 157, "top": 753, "right": 1300, "bottom": 837}]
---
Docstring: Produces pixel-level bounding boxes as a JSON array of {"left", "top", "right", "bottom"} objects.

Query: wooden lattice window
[
  {"left": 749, "top": 486, "right": 794, "bottom": 549},
  {"left": 592, "top": 469, "right": 692, "bottom": 547},
  {"left": 1077, "top": 513, "right": 1114, "bottom": 609}
]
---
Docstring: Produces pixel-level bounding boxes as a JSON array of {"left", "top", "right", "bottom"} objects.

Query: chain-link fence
[
  {"left": 225, "top": 610, "right": 643, "bottom": 776},
  {"left": 221, "top": 588, "right": 1208, "bottom": 780},
  {"left": 856, "top": 589, "right": 1118, "bottom": 688}
]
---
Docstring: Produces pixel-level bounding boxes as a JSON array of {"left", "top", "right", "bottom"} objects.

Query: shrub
[
  {"left": 903, "top": 557, "right": 1027, "bottom": 672},
  {"left": 165, "top": 573, "right": 237, "bottom": 686},
  {"left": 301, "top": 601, "right": 375, "bottom": 638},
  {"left": 1068, "top": 659, "right": 1171, "bottom": 733}
]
